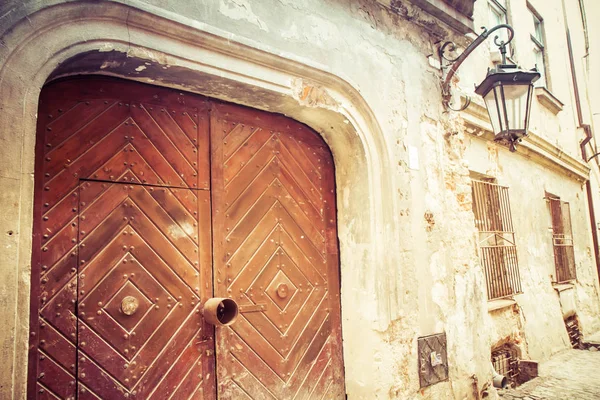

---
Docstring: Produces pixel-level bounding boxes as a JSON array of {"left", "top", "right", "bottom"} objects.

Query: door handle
[
  {"left": 202, "top": 298, "right": 239, "bottom": 326},
  {"left": 239, "top": 304, "right": 267, "bottom": 313}
]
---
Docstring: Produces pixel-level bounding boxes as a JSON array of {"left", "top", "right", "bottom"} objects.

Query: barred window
[
  {"left": 547, "top": 196, "right": 576, "bottom": 282},
  {"left": 472, "top": 179, "right": 523, "bottom": 300}
]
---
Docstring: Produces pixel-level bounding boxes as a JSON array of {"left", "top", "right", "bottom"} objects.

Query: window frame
[
  {"left": 545, "top": 193, "right": 577, "bottom": 283},
  {"left": 487, "top": 0, "right": 512, "bottom": 58},
  {"left": 528, "top": 4, "right": 549, "bottom": 88}
]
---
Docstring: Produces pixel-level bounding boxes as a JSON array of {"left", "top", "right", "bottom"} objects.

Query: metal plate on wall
[{"left": 418, "top": 332, "right": 449, "bottom": 388}]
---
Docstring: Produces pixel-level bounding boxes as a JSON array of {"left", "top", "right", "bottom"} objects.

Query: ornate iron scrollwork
[{"left": 439, "top": 24, "right": 515, "bottom": 111}]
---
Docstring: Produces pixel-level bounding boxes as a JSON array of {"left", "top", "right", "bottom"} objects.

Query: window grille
[
  {"left": 548, "top": 198, "right": 576, "bottom": 282},
  {"left": 472, "top": 180, "right": 522, "bottom": 300},
  {"left": 491, "top": 345, "right": 519, "bottom": 388},
  {"left": 564, "top": 315, "right": 582, "bottom": 349}
]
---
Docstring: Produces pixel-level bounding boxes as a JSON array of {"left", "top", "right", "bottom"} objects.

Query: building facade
[{"left": 0, "top": 0, "right": 599, "bottom": 398}]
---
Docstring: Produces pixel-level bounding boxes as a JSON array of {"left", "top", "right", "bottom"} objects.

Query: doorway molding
[{"left": 0, "top": 2, "right": 398, "bottom": 398}]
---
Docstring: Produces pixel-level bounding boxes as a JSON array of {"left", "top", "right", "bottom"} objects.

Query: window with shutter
[{"left": 548, "top": 196, "right": 577, "bottom": 282}]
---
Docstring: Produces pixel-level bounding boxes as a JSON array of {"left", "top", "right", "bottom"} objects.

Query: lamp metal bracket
[{"left": 439, "top": 24, "right": 515, "bottom": 111}]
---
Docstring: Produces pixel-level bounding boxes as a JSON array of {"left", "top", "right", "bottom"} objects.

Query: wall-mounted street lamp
[{"left": 439, "top": 25, "right": 540, "bottom": 152}]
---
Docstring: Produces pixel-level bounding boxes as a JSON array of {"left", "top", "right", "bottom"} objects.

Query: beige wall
[
  {"left": 463, "top": 0, "right": 600, "bottom": 373},
  {"left": 466, "top": 135, "right": 600, "bottom": 360},
  {"left": 584, "top": 0, "right": 600, "bottom": 135},
  {"left": 0, "top": 0, "right": 599, "bottom": 399}
]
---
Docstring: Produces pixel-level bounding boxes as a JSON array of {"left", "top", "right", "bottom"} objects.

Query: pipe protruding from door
[{"left": 203, "top": 298, "right": 239, "bottom": 326}]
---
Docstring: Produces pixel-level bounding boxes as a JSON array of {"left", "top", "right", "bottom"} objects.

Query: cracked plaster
[{"left": 0, "top": 0, "right": 599, "bottom": 399}]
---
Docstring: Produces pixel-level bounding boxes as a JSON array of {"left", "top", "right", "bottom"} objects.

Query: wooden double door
[{"left": 28, "top": 77, "right": 345, "bottom": 399}]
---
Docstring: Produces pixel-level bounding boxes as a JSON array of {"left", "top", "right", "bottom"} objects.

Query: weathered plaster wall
[
  {"left": 582, "top": 0, "right": 600, "bottom": 305},
  {"left": 0, "top": 1, "right": 489, "bottom": 398},
  {"left": 460, "top": 0, "right": 600, "bottom": 367},
  {"left": 0, "top": 0, "right": 599, "bottom": 399},
  {"left": 465, "top": 135, "right": 600, "bottom": 361},
  {"left": 583, "top": 1, "right": 600, "bottom": 135}
]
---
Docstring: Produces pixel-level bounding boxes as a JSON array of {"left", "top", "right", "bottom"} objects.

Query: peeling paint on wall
[
  {"left": 219, "top": 0, "right": 269, "bottom": 31},
  {"left": 1, "top": 0, "right": 599, "bottom": 399}
]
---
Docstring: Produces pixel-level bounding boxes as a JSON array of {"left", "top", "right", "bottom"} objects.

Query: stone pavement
[{"left": 499, "top": 349, "right": 600, "bottom": 399}]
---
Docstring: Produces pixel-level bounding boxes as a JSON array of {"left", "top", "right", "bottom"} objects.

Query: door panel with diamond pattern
[
  {"left": 29, "top": 77, "right": 214, "bottom": 400},
  {"left": 29, "top": 76, "right": 345, "bottom": 399},
  {"left": 77, "top": 182, "right": 208, "bottom": 399},
  {"left": 211, "top": 103, "right": 345, "bottom": 399}
]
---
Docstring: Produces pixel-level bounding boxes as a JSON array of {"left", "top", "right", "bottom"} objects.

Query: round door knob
[
  {"left": 121, "top": 296, "right": 139, "bottom": 316},
  {"left": 276, "top": 283, "right": 289, "bottom": 298},
  {"left": 202, "top": 298, "right": 239, "bottom": 326}
]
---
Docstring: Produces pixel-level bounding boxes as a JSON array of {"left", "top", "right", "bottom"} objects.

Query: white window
[
  {"left": 530, "top": 10, "right": 547, "bottom": 87},
  {"left": 487, "top": 0, "right": 510, "bottom": 55},
  {"left": 546, "top": 194, "right": 576, "bottom": 282}
]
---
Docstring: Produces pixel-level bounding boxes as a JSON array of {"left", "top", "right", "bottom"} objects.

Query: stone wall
[{"left": 0, "top": 0, "right": 598, "bottom": 399}]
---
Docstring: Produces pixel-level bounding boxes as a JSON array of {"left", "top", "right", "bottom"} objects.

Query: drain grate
[
  {"left": 565, "top": 315, "right": 583, "bottom": 348},
  {"left": 491, "top": 345, "right": 519, "bottom": 388}
]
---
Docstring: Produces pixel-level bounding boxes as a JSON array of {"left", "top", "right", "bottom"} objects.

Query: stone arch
[{"left": 0, "top": 2, "right": 399, "bottom": 397}]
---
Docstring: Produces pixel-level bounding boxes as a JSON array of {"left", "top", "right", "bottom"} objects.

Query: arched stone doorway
[{"left": 0, "top": 3, "right": 398, "bottom": 398}]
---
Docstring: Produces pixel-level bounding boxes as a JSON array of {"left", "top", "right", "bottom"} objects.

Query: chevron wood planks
[
  {"left": 211, "top": 102, "right": 344, "bottom": 399},
  {"left": 29, "top": 76, "right": 344, "bottom": 399}
]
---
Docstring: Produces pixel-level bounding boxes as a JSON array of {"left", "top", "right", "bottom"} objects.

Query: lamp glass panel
[
  {"left": 495, "top": 85, "right": 508, "bottom": 132},
  {"left": 501, "top": 84, "right": 530, "bottom": 131},
  {"left": 484, "top": 88, "right": 501, "bottom": 134}
]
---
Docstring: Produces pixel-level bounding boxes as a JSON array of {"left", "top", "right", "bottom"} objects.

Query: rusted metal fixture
[
  {"left": 439, "top": 24, "right": 540, "bottom": 152},
  {"left": 439, "top": 24, "right": 515, "bottom": 111},
  {"left": 203, "top": 298, "right": 239, "bottom": 326},
  {"left": 471, "top": 374, "right": 480, "bottom": 400},
  {"left": 565, "top": 315, "right": 583, "bottom": 348},
  {"left": 517, "top": 360, "right": 538, "bottom": 385},
  {"left": 491, "top": 345, "right": 519, "bottom": 388},
  {"left": 471, "top": 374, "right": 490, "bottom": 399},
  {"left": 417, "top": 333, "right": 449, "bottom": 388},
  {"left": 276, "top": 283, "right": 289, "bottom": 298},
  {"left": 491, "top": 364, "right": 508, "bottom": 389},
  {"left": 120, "top": 296, "right": 139, "bottom": 316}
]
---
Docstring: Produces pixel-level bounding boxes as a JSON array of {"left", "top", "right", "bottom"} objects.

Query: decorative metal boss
[{"left": 440, "top": 25, "right": 540, "bottom": 152}]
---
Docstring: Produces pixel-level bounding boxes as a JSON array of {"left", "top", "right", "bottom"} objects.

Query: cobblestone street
[{"left": 499, "top": 349, "right": 600, "bottom": 399}]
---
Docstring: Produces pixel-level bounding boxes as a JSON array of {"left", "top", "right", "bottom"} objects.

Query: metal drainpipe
[{"left": 561, "top": 0, "right": 600, "bottom": 285}]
